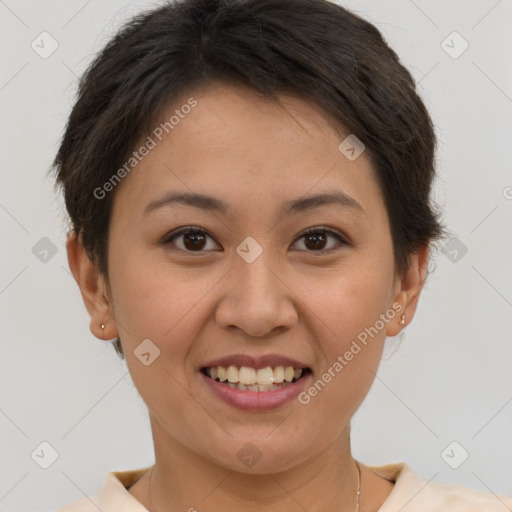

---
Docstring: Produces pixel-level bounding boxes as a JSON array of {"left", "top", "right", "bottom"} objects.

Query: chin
[{"left": 203, "top": 434, "right": 313, "bottom": 475}]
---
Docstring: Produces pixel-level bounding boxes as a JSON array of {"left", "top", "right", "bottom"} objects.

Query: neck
[{"left": 142, "top": 417, "right": 360, "bottom": 512}]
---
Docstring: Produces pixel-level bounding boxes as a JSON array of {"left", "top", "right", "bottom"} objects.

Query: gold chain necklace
[{"left": 146, "top": 459, "right": 362, "bottom": 511}]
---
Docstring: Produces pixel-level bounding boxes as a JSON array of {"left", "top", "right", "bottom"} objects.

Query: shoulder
[
  {"left": 56, "top": 467, "right": 151, "bottom": 512},
  {"left": 56, "top": 497, "right": 97, "bottom": 512},
  {"left": 370, "top": 462, "right": 512, "bottom": 512},
  {"left": 420, "top": 479, "right": 512, "bottom": 511}
]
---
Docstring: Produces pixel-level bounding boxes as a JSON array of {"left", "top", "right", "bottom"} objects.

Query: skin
[{"left": 67, "top": 81, "right": 428, "bottom": 512}]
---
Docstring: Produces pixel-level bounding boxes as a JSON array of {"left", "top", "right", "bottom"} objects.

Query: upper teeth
[{"left": 207, "top": 365, "right": 303, "bottom": 386}]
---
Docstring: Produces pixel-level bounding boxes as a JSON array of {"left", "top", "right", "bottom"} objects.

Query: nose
[{"left": 215, "top": 253, "right": 298, "bottom": 338}]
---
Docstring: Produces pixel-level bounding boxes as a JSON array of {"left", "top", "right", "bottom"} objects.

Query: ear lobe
[
  {"left": 66, "top": 231, "right": 117, "bottom": 340},
  {"left": 386, "top": 245, "right": 429, "bottom": 337}
]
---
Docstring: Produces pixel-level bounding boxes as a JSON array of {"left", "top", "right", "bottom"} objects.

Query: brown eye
[
  {"left": 293, "top": 228, "right": 347, "bottom": 253},
  {"left": 163, "top": 226, "right": 347, "bottom": 255},
  {"left": 163, "top": 227, "right": 219, "bottom": 253}
]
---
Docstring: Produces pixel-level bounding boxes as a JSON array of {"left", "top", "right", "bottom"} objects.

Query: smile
[{"left": 201, "top": 365, "right": 310, "bottom": 392}]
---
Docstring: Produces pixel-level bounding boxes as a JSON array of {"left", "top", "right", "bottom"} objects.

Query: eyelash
[{"left": 161, "top": 226, "right": 349, "bottom": 255}]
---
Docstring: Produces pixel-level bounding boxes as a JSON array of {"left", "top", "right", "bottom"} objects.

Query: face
[{"left": 70, "top": 81, "right": 425, "bottom": 475}]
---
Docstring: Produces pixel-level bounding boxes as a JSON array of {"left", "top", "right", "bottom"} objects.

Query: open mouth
[{"left": 201, "top": 365, "right": 312, "bottom": 392}]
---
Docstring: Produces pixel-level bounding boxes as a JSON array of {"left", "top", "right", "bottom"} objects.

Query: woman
[{"left": 52, "top": 0, "right": 512, "bottom": 510}]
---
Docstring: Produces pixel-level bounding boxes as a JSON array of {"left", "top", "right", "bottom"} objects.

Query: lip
[
  {"left": 200, "top": 353, "right": 309, "bottom": 370},
  {"left": 200, "top": 370, "right": 312, "bottom": 412}
]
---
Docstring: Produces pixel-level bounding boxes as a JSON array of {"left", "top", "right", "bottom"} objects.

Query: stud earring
[
  {"left": 101, "top": 323, "right": 105, "bottom": 331},
  {"left": 400, "top": 314, "right": 405, "bottom": 326}
]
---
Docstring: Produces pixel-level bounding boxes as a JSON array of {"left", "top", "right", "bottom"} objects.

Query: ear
[
  {"left": 66, "top": 230, "right": 118, "bottom": 341},
  {"left": 386, "top": 245, "right": 429, "bottom": 337}
]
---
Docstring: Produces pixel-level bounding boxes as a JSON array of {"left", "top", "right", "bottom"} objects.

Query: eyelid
[{"left": 297, "top": 226, "right": 348, "bottom": 243}]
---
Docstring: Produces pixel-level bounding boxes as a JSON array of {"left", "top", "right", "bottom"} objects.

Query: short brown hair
[{"left": 50, "top": 0, "right": 445, "bottom": 359}]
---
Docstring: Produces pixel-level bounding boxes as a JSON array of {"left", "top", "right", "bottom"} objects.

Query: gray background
[{"left": 1, "top": 0, "right": 511, "bottom": 510}]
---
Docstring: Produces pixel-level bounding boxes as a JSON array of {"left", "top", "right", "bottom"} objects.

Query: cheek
[
  {"left": 297, "top": 270, "right": 392, "bottom": 422},
  {"left": 109, "top": 256, "right": 209, "bottom": 417},
  {"left": 302, "top": 258, "right": 394, "bottom": 341},
  {"left": 297, "top": 250, "right": 395, "bottom": 401},
  {"left": 108, "top": 251, "right": 216, "bottom": 355}
]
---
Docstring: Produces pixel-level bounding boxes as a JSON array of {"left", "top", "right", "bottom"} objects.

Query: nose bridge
[
  {"left": 235, "top": 245, "right": 281, "bottom": 305},
  {"left": 215, "top": 243, "right": 297, "bottom": 337}
]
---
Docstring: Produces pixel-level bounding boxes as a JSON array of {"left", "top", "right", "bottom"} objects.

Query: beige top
[{"left": 56, "top": 462, "right": 512, "bottom": 511}]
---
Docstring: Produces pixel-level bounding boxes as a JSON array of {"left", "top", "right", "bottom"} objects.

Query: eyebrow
[{"left": 143, "top": 190, "right": 364, "bottom": 217}]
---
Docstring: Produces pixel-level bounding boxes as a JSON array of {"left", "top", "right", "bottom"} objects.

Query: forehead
[
  {"left": 111, "top": 81, "right": 381, "bottom": 219},
  {"left": 168, "top": 81, "right": 348, "bottom": 154}
]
